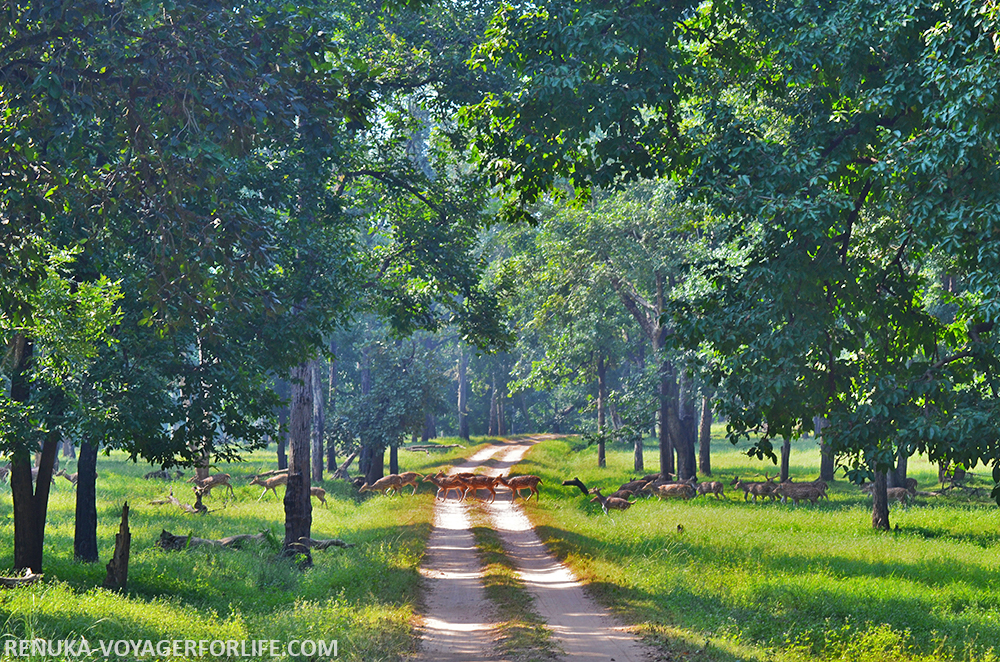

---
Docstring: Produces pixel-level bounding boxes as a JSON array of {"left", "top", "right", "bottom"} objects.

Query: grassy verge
[
  {"left": 0, "top": 437, "right": 481, "bottom": 662},
  {"left": 515, "top": 429, "right": 1000, "bottom": 662},
  {"left": 466, "top": 504, "right": 558, "bottom": 662}
]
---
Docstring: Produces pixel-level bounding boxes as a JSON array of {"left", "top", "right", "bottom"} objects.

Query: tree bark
[
  {"left": 389, "top": 443, "right": 399, "bottom": 475},
  {"left": 698, "top": 394, "right": 712, "bottom": 476},
  {"left": 327, "top": 341, "right": 337, "bottom": 472},
  {"left": 74, "top": 440, "right": 100, "bottom": 562},
  {"left": 633, "top": 435, "right": 644, "bottom": 473},
  {"left": 597, "top": 356, "right": 607, "bottom": 468},
  {"left": 871, "top": 471, "right": 890, "bottom": 531},
  {"left": 780, "top": 438, "right": 791, "bottom": 482},
  {"left": 421, "top": 413, "right": 436, "bottom": 442},
  {"left": 311, "top": 360, "right": 325, "bottom": 483},
  {"left": 815, "top": 415, "right": 835, "bottom": 481},
  {"left": 62, "top": 439, "right": 76, "bottom": 458},
  {"left": 284, "top": 362, "right": 313, "bottom": 547},
  {"left": 489, "top": 375, "right": 499, "bottom": 436},
  {"left": 457, "top": 346, "right": 470, "bottom": 440},
  {"left": 366, "top": 448, "right": 385, "bottom": 486},
  {"left": 658, "top": 359, "right": 675, "bottom": 478},
  {"left": 103, "top": 503, "right": 131, "bottom": 590},
  {"left": 677, "top": 370, "right": 697, "bottom": 479},
  {"left": 10, "top": 337, "right": 58, "bottom": 573},
  {"left": 888, "top": 447, "right": 908, "bottom": 488}
]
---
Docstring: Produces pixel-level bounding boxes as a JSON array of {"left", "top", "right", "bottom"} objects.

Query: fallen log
[
  {"left": 402, "top": 444, "right": 464, "bottom": 453},
  {"left": 156, "top": 530, "right": 269, "bottom": 551},
  {"left": 297, "top": 536, "right": 355, "bottom": 550},
  {"left": 149, "top": 490, "right": 204, "bottom": 514},
  {"left": 331, "top": 451, "right": 359, "bottom": 481},
  {"left": 0, "top": 570, "right": 42, "bottom": 588}
]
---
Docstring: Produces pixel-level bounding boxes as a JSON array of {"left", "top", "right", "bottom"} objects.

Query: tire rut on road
[{"left": 415, "top": 438, "right": 655, "bottom": 662}]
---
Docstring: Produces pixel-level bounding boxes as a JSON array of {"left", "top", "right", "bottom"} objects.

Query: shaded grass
[
  {"left": 517, "top": 430, "right": 1000, "bottom": 662},
  {"left": 0, "top": 437, "right": 482, "bottom": 662}
]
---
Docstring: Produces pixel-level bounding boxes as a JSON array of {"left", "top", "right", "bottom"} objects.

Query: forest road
[{"left": 414, "top": 436, "right": 655, "bottom": 662}]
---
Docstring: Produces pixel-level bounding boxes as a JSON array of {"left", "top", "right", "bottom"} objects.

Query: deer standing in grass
[
  {"left": 250, "top": 473, "right": 288, "bottom": 500},
  {"left": 192, "top": 473, "right": 236, "bottom": 500},
  {"left": 590, "top": 488, "right": 632, "bottom": 515},
  {"left": 396, "top": 472, "right": 424, "bottom": 496},
  {"left": 360, "top": 474, "right": 403, "bottom": 496}
]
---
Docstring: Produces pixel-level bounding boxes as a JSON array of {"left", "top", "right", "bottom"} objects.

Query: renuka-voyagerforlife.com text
[{"left": 2, "top": 638, "right": 338, "bottom": 658}]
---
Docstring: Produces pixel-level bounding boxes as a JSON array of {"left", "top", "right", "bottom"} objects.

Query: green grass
[
  {"left": 0, "top": 438, "right": 481, "bottom": 662},
  {"left": 517, "top": 428, "right": 1000, "bottom": 662},
  {"left": 6, "top": 431, "right": 998, "bottom": 661}
]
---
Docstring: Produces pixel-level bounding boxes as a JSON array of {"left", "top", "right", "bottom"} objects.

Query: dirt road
[{"left": 415, "top": 438, "right": 653, "bottom": 662}]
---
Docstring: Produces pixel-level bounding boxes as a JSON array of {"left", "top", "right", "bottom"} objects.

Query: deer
[
  {"left": 192, "top": 473, "right": 235, "bottom": 500},
  {"left": 360, "top": 474, "right": 403, "bottom": 497},
  {"left": 695, "top": 480, "right": 725, "bottom": 499},
  {"left": 311, "top": 486, "right": 328, "bottom": 507},
  {"left": 250, "top": 473, "right": 288, "bottom": 500},
  {"left": 422, "top": 473, "right": 468, "bottom": 500},
  {"left": 396, "top": 472, "right": 425, "bottom": 496},
  {"left": 654, "top": 483, "right": 696, "bottom": 500},
  {"left": 462, "top": 474, "right": 506, "bottom": 502},
  {"left": 498, "top": 474, "right": 542, "bottom": 502},
  {"left": 54, "top": 469, "right": 79, "bottom": 486},
  {"left": 730, "top": 475, "right": 777, "bottom": 502},
  {"left": 590, "top": 488, "right": 633, "bottom": 515}
]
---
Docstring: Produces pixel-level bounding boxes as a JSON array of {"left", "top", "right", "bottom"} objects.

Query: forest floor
[{"left": 415, "top": 436, "right": 656, "bottom": 662}]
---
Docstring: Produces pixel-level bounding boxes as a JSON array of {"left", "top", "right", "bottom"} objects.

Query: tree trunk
[
  {"left": 311, "top": 360, "right": 325, "bottom": 483},
  {"left": 658, "top": 359, "right": 675, "bottom": 478},
  {"left": 74, "top": 440, "right": 100, "bottom": 562},
  {"left": 698, "top": 394, "right": 712, "bottom": 476},
  {"left": 276, "top": 379, "right": 289, "bottom": 470},
  {"left": 358, "top": 444, "right": 372, "bottom": 480},
  {"left": 62, "top": 439, "right": 76, "bottom": 459},
  {"left": 597, "top": 356, "right": 607, "bottom": 468},
  {"left": 489, "top": 376, "right": 499, "bottom": 436},
  {"left": 12, "top": 430, "right": 58, "bottom": 573},
  {"left": 284, "top": 362, "right": 313, "bottom": 547},
  {"left": 390, "top": 443, "right": 399, "bottom": 475},
  {"left": 780, "top": 438, "right": 791, "bottom": 482},
  {"left": 499, "top": 394, "right": 506, "bottom": 435},
  {"left": 815, "top": 415, "right": 835, "bottom": 481},
  {"left": 888, "top": 447, "right": 908, "bottom": 488},
  {"left": 677, "top": 371, "right": 697, "bottom": 479},
  {"left": 366, "top": 448, "right": 385, "bottom": 486},
  {"left": 10, "top": 337, "right": 57, "bottom": 573},
  {"left": 421, "top": 413, "right": 436, "bottom": 442},
  {"left": 633, "top": 435, "right": 644, "bottom": 473},
  {"left": 520, "top": 393, "right": 531, "bottom": 433},
  {"left": 457, "top": 346, "right": 470, "bottom": 440},
  {"left": 871, "top": 471, "right": 890, "bottom": 531},
  {"left": 103, "top": 503, "right": 130, "bottom": 591},
  {"left": 327, "top": 341, "right": 337, "bottom": 472}
]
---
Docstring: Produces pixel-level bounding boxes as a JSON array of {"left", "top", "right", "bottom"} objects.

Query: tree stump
[{"left": 103, "top": 503, "right": 131, "bottom": 591}]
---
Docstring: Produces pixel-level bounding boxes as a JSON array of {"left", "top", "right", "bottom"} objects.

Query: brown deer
[
  {"left": 192, "top": 473, "right": 236, "bottom": 500},
  {"left": 422, "top": 473, "right": 467, "bottom": 500},
  {"left": 498, "top": 474, "right": 543, "bottom": 502},
  {"left": 250, "top": 473, "right": 288, "bottom": 500},
  {"left": 590, "top": 488, "right": 633, "bottom": 515},
  {"left": 360, "top": 474, "right": 403, "bottom": 497}
]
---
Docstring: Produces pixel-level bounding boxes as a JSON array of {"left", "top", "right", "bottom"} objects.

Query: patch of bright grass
[
  {"left": 0, "top": 438, "right": 483, "bottom": 661},
  {"left": 517, "top": 430, "right": 1000, "bottom": 662}
]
